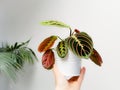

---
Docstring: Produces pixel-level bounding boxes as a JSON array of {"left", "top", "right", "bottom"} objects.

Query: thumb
[{"left": 78, "top": 67, "right": 86, "bottom": 84}]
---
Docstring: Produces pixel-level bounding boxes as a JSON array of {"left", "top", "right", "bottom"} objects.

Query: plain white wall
[{"left": 0, "top": 0, "right": 120, "bottom": 90}]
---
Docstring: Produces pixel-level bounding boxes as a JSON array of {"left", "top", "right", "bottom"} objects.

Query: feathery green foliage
[{"left": 0, "top": 40, "right": 38, "bottom": 81}]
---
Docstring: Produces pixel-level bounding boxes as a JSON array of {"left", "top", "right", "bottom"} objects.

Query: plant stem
[
  {"left": 69, "top": 28, "right": 72, "bottom": 36},
  {"left": 71, "top": 30, "right": 75, "bottom": 35},
  {"left": 57, "top": 36, "right": 63, "bottom": 41}
]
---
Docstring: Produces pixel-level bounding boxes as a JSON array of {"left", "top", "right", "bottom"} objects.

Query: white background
[{"left": 0, "top": 0, "right": 120, "bottom": 90}]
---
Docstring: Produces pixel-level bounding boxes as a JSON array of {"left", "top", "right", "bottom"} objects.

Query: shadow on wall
[
  {"left": 0, "top": 63, "right": 37, "bottom": 90},
  {"left": 9, "top": 63, "right": 37, "bottom": 90},
  {"left": 0, "top": 0, "right": 41, "bottom": 42},
  {"left": 0, "top": 73, "right": 10, "bottom": 90}
]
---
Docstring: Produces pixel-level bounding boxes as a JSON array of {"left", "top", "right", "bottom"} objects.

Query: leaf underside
[
  {"left": 90, "top": 48, "right": 103, "bottom": 66},
  {"left": 42, "top": 49, "right": 55, "bottom": 69}
]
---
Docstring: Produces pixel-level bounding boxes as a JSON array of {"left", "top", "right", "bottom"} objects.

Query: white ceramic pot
[{"left": 55, "top": 50, "right": 81, "bottom": 80}]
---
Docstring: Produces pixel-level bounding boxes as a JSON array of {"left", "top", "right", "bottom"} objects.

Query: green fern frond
[
  {"left": 0, "top": 52, "right": 17, "bottom": 80},
  {"left": 0, "top": 40, "right": 38, "bottom": 81}
]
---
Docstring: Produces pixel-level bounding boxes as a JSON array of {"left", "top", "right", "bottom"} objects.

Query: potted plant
[
  {"left": 0, "top": 40, "right": 38, "bottom": 81},
  {"left": 38, "top": 20, "right": 103, "bottom": 79}
]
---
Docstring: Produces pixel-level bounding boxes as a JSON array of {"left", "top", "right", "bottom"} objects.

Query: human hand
[{"left": 53, "top": 64, "right": 86, "bottom": 90}]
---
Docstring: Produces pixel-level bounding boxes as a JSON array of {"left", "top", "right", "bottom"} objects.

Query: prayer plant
[
  {"left": 38, "top": 20, "right": 103, "bottom": 70},
  {"left": 0, "top": 40, "right": 38, "bottom": 81}
]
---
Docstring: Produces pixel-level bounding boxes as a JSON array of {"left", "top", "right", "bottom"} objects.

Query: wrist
[
  {"left": 55, "top": 85, "right": 80, "bottom": 90},
  {"left": 55, "top": 86, "right": 80, "bottom": 90},
  {"left": 55, "top": 85, "right": 68, "bottom": 90}
]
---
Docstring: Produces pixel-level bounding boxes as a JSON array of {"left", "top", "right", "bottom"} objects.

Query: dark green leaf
[
  {"left": 66, "top": 32, "right": 93, "bottom": 58},
  {"left": 56, "top": 41, "right": 68, "bottom": 58}
]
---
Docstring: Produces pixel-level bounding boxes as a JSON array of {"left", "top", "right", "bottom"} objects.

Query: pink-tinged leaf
[
  {"left": 38, "top": 36, "right": 57, "bottom": 52},
  {"left": 42, "top": 49, "right": 55, "bottom": 69},
  {"left": 90, "top": 48, "right": 103, "bottom": 66},
  {"left": 74, "top": 29, "right": 80, "bottom": 33}
]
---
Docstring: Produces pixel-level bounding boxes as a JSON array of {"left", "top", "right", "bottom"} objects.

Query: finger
[
  {"left": 78, "top": 67, "right": 86, "bottom": 84},
  {"left": 68, "top": 67, "right": 86, "bottom": 82}
]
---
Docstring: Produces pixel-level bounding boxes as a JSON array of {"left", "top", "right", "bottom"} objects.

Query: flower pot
[{"left": 55, "top": 50, "right": 81, "bottom": 80}]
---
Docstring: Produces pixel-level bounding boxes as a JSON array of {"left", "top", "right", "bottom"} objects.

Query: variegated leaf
[
  {"left": 66, "top": 32, "right": 93, "bottom": 58},
  {"left": 56, "top": 41, "right": 68, "bottom": 58},
  {"left": 38, "top": 36, "right": 57, "bottom": 52},
  {"left": 41, "top": 20, "right": 70, "bottom": 28},
  {"left": 42, "top": 49, "right": 55, "bottom": 69},
  {"left": 90, "top": 48, "right": 103, "bottom": 66}
]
